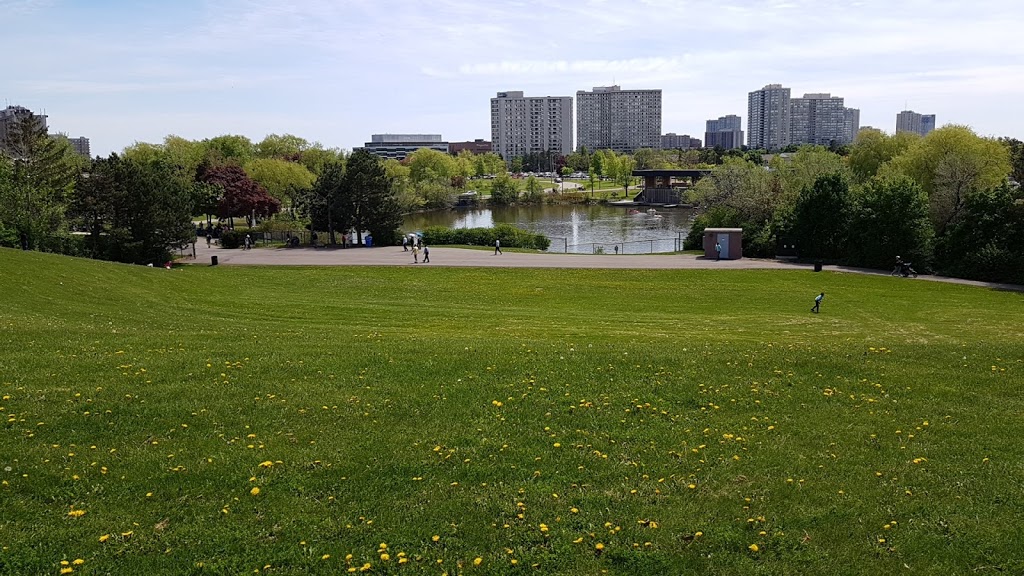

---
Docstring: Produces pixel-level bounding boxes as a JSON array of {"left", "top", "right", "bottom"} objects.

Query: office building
[
  {"left": 449, "top": 139, "right": 492, "bottom": 155},
  {"left": 490, "top": 91, "right": 573, "bottom": 160},
  {"left": 661, "top": 133, "right": 701, "bottom": 150},
  {"left": 0, "top": 105, "right": 48, "bottom": 155},
  {"left": 704, "top": 115, "right": 744, "bottom": 149},
  {"left": 576, "top": 85, "right": 662, "bottom": 153},
  {"left": 361, "top": 134, "right": 448, "bottom": 160},
  {"left": 896, "top": 111, "right": 936, "bottom": 137},
  {"left": 747, "top": 84, "right": 790, "bottom": 150},
  {"left": 789, "top": 93, "right": 855, "bottom": 146}
]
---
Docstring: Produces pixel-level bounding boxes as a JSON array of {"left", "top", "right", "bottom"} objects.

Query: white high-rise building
[
  {"left": 576, "top": 85, "right": 662, "bottom": 153},
  {"left": 844, "top": 108, "right": 861, "bottom": 144},
  {"left": 747, "top": 84, "right": 790, "bottom": 150},
  {"left": 705, "top": 115, "right": 744, "bottom": 150},
  {"left": 896, "top": 110, "right": 936, "bottom": 137},
  {"left": 789, "top": 93, "right": 855, "bottom": 146},
  {"left": 490, "top": 91, "right": 573, "bottom": 160}
]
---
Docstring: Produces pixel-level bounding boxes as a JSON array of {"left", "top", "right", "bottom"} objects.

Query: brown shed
[{"left": 703, "top": 228, "right": 743, "bottom": 260}]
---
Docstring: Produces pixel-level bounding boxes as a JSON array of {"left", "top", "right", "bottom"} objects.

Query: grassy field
[{"left": 1, "top": 248, "right": 1022, "bottom": 575}]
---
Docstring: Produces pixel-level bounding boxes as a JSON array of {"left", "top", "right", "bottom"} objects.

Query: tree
[
  {"left": 788, "top": 174, "right": 851, "bottom": 260},
  {"left": 257, "top": 134, "right": 309, "bottom": 159},
  {"left": 846, "top": 175, "right": 933, "bottom": 270},
  {"left": 0, "top": 112, "right": 81, "bottom": 248},
  {"left": 338, "top": 149, "right": 402, "bottom": 245},
  {"left": 511, "top": 157, "right": 524, "bottom": 173},
  {"left": 383, "top": 158, "right": 419, "bottom": 212},
  {"left": 299, "top": 146, "right": 345, "bottom": 177},
  {"left": 891, "top": 125, "right": 1011, "bottom": 235},
  {"left": 302, "top": 160, "right": 347, "bottom": 244},
  {"left": 475, "top": 152, "right": 505, "bottom": 176},
  {"left": 203, "top": 135, "right": 255, "bottom": 165},
  {"left": 632, "top": 148, "right": 658, "bottom": 170},
  {"left": 523, "top": 175, "right": 544, "bottom": 203},
  {"left": 933, "top": 182, "right": 1024, "bottom": 283},
  {"left": 244, "top": 158, "right": 316, "bottom": 213},
  {"left": 847, "top": 129, "right": 919, "bottom": 183},
  {"left": 489, "top": 173, "right": 520, "bottom": 205},
  {"left": 616, "top": 155, "right": 637, "bottom": 195},
  {"left": 71, "top": 154, "right": 197, "bottom": 264},
  {"left": 998, "top": 137, "right": 1024, "bottom": 184},
  {"left": 590, "top": 152, "right": 603, "bottom": 177},
  {"left": 772, "top": 146, "right": 847, "bottom": 205},
  {"left": 201, "top": 164, "right": 280, "bottom": 227}
]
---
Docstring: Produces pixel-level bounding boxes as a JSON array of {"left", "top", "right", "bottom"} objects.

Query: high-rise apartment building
[
  {"left": 895, "top": 111, "right": 936, "bottom": 137},
  {"left": 844, "top": 108, "right": 861, "bottom": 144},
  {"left": 747, "top": 84, "right": 790, "bottom": 150},
  {"left": 576, "top": 85, "right": 662, "bottom": 153},
  {"left": 789, "top": 93, "right": 855, "bottom": 146},
  {"left": 0, "top": 105, "right": 48, "bottom": 155},
  {"left": 361, "top": 134, "right": 448, "bottom": 160},
  {"left": 704, "top": 115, "right": 744, "bottom": 150},
  {"left": 490, "top": 91, "right": 573, "bottom": 160},
  {"left": 67, "top": 136, "right": 90, "bottom": 158},
  {"left": 661, "top": 133, "right": 701, "bottom": 150}
]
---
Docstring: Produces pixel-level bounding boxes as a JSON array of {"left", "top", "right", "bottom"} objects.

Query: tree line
[{"left": 683, "top": 126, "right": 1024, "bottom": 284}]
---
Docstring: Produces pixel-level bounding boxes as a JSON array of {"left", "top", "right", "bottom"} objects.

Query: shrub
[
  {"left": 422, "top": 224, "right": 550, "bottom": 250},
  {"left": 220, "top": 230, "right": 247, "bottom": 249}
]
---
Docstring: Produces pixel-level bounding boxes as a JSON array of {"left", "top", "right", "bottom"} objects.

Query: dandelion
[
  {"left": 473, "top": 557, "right": 482, "bottom": 566},
  {"left": 67, "top": 508, "right": 86, "bottom": 518},
  {"left": 99, "top": 534, "right": 110, "bottom": 543},
  {"left": 259, "top": 461, "right": 274, "bottom": 468},
  {"left": 380, "top": 553, "right": 390, "bottom": 561},
  {"left": 595, "top": 543, "right": 605, "bottom": 551},
  {"left": 60, "top": 568, "right": 73, "bottom": 575},
  {"left": 72, "top": 559, "right": 84, "bottom": 565},
  {"left": 431, "top": 535, "right": 440, "bottom": 542}
]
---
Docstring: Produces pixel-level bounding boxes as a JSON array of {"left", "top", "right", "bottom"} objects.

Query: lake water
[{"left": 402, "top": 204, "right": 697, "bottom": 254}]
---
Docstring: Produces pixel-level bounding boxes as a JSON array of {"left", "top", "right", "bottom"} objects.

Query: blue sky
[{"left": 4, "top": 0, "right": 1023, "bottom": 156}]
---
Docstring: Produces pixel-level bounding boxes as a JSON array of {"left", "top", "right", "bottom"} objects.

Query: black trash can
[
  {"left": 211, "top": 255, "right": 218, "bottom": 266},
  {"left": 814, "top": 260, "right": 822, "bottom": 272}
]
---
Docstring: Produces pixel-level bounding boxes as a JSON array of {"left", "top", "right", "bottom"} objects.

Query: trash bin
[
  {"left": 814, "top": 260, "right": 822, "bottom": 272},
  {"left": 211, "top": 255, "right": 218, "bottom": 266}
]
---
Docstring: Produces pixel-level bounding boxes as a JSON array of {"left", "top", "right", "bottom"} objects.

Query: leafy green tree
[
  {"left": 339, "top": 149, "right": 402, "bottom": 245},
  {"left": 71, "top": 154, "right": 197, "bottom": 264},
  {"left": 244, "top": 158, "right": 316, "bottom": 212},
  {"left": 772, "top": 146, "right": 847, "bottom": 205},
  {"left": 789, "top": 174, "right": 851, "bottom": 260},
  {"left": 256, "top": 134, "right": 309, "bottom": 159},
  {"left": 299, "top": 146, "right": 345, "bottom": 176},
  {"left": 203, "top": 135, "right": 255, "bottom": 165},
  {"left": 847, "top": 129, "right": 919, "bottom": 183},
  {"left": 523, "top": 175, "right": 544, "bottom": 204},
  {"left": 846, "top": 175, "right": 933, "bottom": 270},
  {"left": 616, "top": 155, "right": 637, "bottom": 195},
  {"left": 511, "top": 157, "right": 524, "bottom": 173},
  {"left": 489, "top": 173, "right": 520, "bottom": 205},
  {"left": 998, "top": 137, "right": 1024, "bottom": 184},
  {"left": 590, "top": 151, "right": 603, "bottom": 177},
  {"left": 632, "top": 148, "right": 660, "bottom": 170},
  {"left": 383, "top": 158, "right": 419, "bottom": 212},
  {"left": 933, "top": 182, "right": 1024, "bottom": 283},
  {"left": 890, "top": 125, "right": 1011, "bottom": 235}
]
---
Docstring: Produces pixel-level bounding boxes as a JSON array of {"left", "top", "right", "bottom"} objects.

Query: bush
[
  {"left": 422, "top": 224, "right": 550, "bottom": 250},
  {"left": 219, "top": 230, "right": 246, "bottom": 249}
]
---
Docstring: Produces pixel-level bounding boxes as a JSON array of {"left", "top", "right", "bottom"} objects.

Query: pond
[{"left": 402, "top": 204, "right": 697, "bottom": 254}]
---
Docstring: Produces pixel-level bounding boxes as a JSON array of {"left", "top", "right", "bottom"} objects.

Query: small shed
[{"left": 703, "top": 228, "right": 743, "bottom": 260}]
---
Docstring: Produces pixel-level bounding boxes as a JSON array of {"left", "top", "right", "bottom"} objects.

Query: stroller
[{"left": 891, "top": 261, "right": 918, "bottom": 278}]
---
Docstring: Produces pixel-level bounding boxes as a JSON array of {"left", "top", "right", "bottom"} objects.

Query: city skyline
[{"left": 3, "top": 0, "right": 1023, "bottom": 156}]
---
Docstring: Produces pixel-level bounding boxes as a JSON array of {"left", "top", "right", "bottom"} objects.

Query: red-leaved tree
[{"left": 200, "top": 164, "right": 280, "bottom": 227}]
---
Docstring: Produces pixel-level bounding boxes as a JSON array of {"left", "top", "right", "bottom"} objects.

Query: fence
[{"left": 548, "top": 235, "right": 686, "bottom": 255}]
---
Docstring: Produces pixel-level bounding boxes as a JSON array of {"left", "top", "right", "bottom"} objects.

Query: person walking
[
  {"left": 244, "top": 234, "right": 252, "bottom": 250},
  {"left": 715, "top": 241, "right": 722, "bottom": 261},
  {"left": 206, "top": 233, "right": 212, "bottom": 248},
  {"left": 494, "top": 238, "right": 502, "bottom": 255},
  {"left": 412, "top": 245, "right": 420, "bottom": 264},
  {"left": 811, "top": 292, "right": 825, "bottom": 313},
  {"left": 422, "top": 244, "right": 430, "bottom": 263},
  {"left": 402, "top": 236, "right": 408, "bottom": 252}
]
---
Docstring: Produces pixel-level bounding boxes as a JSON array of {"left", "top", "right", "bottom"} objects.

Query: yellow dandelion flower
[
  {"left": 473, "top": 557, "right": 483, "bottom": 566},
  {"left": 380, "top": 553, "right": 390, "bottom": 561},
  {"left": 72, "top": 559, "right": 84, "bottom": 565},
  {"left": 398, "top": 557, "right": 408, "bottom": 564},
  {"left": 259, "top": 461, "right": 274, "bottom": 468},
  {"left": 595, "top": 543, "right": 605, "bottom": 551},
  {"left": 748, "top": 544, "right": 759, "bottom": 552},
  {"left": 60, "top": 568, "right": 73, "bottom": 575},
  {"left": 250, "top": 487, "right": 260, "bottom": 496},
  {"left": 431, "top": 535, "right": 440, "bottom": 542},
  {"left": 68, "top": 509, "right": 86, "bottom": 518},
  {"left": 99, "top": 534, "right": 110, "bottom": 543},
  {"left": 321, "top": 554, "right": 330, "bottom": 560},
  {"left": 573, "top": 537, "right": 584, "bottom": 543}
]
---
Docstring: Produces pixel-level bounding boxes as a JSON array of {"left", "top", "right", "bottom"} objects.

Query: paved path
[{"left": 188, "top": 242, "right": 1023, "bottom": 292}]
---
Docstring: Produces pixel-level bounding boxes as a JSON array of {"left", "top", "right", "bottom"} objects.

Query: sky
[{"left": 3, "top": 0, "right": 1024, "bottom": 156}]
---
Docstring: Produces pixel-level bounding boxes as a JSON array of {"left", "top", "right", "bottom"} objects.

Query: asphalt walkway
[{"left": 188, "top": 242, "right": 1024, "bottom": 292}]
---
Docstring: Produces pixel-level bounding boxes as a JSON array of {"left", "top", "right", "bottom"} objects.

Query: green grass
[{"left": 1, "top": 248, "right": 1022, "bottom": 575}]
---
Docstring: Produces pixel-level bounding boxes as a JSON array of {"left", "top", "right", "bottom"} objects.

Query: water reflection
[{"left": 402, "top": 204, "right": 696, "bottom": 254}]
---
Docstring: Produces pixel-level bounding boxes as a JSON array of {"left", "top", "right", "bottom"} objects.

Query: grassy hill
[{"left": 1, "top": 248, "right": 1022, "bottom": 575}]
